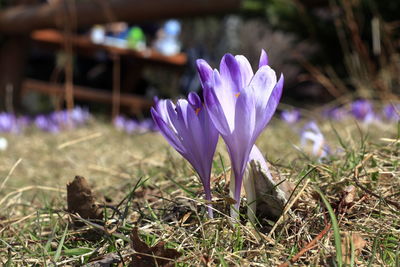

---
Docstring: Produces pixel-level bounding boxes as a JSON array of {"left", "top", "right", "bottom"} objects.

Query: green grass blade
[
  {"left": 350, "top": 233, "right": 355, "bottom": 267},
  {"left": 368, "top": 232, "right": 380, "bottom": 266},
  {"left": 315, "top": 187, "right": 342, "bottom": 267},
  {"left": 44, "top": 221, "right": 58, "bottom": 252},
  {"left": 48, "top": 247, "right": 93, "bottom": 256},
  {"left": 54, "top": 223, "right": 68, "bottom": 262}
]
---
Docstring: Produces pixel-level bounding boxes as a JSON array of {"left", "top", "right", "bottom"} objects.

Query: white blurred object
[
  {"left": 90, "top": 25, "right": 106, "bottom": 44},
  {"left": 300, "top": 121, "right": 330, "bottom": 160},
  {"left": 154, "top": 20, "right": 181, "bottom": 56},
  {"left": 103, "top": 37, "right": 128, "bottom": 48},
  {"left": 0, "top": 137, "right": 8, "bottom": 151}
]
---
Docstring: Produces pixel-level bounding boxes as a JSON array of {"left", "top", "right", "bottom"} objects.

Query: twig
[
  {"left": 57, "top": 132, "right": 102, "bottom": 149},
  {"left": 352, "top": 176, "right": 400, "bottom": 210},
  {"left": 353, "top": 153, "right": 400, "bottom": 210},
  {"left": 278, "top": 223, "right": 332, "bottom": 267},
  {"left": 267, "top": 179, "right": 309, "bottom": 238},
  {"left": 0, "top": 158, "right": 22, "bottom": 191}
]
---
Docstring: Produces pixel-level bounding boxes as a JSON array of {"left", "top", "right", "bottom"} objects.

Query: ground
[{"left": 0, "top": 113, "right": 399, "bottom": 266}]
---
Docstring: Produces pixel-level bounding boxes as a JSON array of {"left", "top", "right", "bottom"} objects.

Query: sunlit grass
[{"left": 0, "top": 117, "right": 399, "bottom": 265}]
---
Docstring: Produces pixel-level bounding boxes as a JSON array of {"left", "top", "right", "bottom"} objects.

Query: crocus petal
[
  {"left": 229, "top": 86, "right": 257, "bottom": 204},
  {"left": 204, "top": 71, "right": 233, "bottom": 135},
  {"left": 259, "top": 49, "right": 269, "bottom": 68},
  {"left": 254, "top": 73, "right": 284, "bottom": 138},
  {"left": 196, "top": 59, "right": 213, "bottom": 90},
  {"left": 151, "top": 107, "right": 185, "bottom": 154},
  {"left": 219, "top": 53, "right": 242, "bottom": 94},
  {"left": 235, "top": 55, "right": 254, "bottom": 88},
  {"left": 188, "top": 91, "right": 202, "bottom": 109},
  {"left": 249, "top": 66, "right": 277, "bottom": 125}
]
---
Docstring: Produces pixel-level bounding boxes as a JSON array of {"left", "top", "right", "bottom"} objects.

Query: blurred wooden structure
[
  {"left": 22, "top": 79, "right": 152, "bottom": 115},
  {"left": 30, "top": 30, "right": 188, "bottom": 66},
  {"left": 0, "top": 0, "right": 241, "bottom": 113},
  {"left": 23, "top": 29, "right": 188, "bottom": 115},
  {"left": 0, "top": 0, "right": 241, "bottom": 34}
]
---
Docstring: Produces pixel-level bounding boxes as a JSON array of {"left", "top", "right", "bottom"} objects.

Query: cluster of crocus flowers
[
  {"left": 114, "top": 116, "right": 157, "bottom": 134},
  {"left": 0, "top": 113, "right": 27, "bottom": 133},
  {"left": 0, "top": 107, "right": 91, "bottom": 134},
  {"left": 153, "top": 50, "right": 284, "bottom": 219},
  {"left": 34, "top": 107, "right": 91, "bottom": 133}
]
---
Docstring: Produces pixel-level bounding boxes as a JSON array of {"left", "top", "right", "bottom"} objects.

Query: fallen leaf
[
  {"left": 341, "top": 232, "right": 367, "bottom": 265},
  {"left": 179, "top": 212, "right": 192, "bottom": 225},
  {"left": 129, "top": 227, "right": 181, "bottom": 267},
  {"left": 249, "top": 160, "right": 293, "bottom": 220},
  {"left": 67, "top": 176, "right": 103, "bottom": 224}
]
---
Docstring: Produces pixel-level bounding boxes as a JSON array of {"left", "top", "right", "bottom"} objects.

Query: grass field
[{"left": 0, "top": 113, "right": 399, "bottom": 266}]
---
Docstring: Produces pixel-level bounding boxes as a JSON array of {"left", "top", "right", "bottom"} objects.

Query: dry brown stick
[
  {"left": 352, "top": 176, "right": 400, "bottom": 210},
  {"left": 353, "top": 153, "right": 400, "bottom": 210},
  {"left": 277, "top": 223, "right": 332, "bottom": 267}
]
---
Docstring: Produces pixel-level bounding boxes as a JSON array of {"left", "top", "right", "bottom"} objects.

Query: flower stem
[{"left": 205, "top": 190, "right": 214, "bottom": 218}]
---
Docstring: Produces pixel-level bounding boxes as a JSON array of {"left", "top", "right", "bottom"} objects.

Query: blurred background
[{"left": 0, "top": 0, "right": 399, "bottom": 120}]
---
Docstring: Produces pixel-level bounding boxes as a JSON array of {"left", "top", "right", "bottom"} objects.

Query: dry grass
[{"left": 0, "top": 115, "right": 399, "bottom": 266}]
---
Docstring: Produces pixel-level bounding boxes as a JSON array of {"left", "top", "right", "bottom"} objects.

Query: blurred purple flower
[
  {"left": 113, "top": 115, "right": 126, "bottom": 131},
  {"left": 281, "top": 109, "right": 300, "bottom": 124},
  {"left": 0, "top": 113, "right": 16, "bottom": 133},
  {"left": 300, "top": 121, "right": 330, "bottom": 160},
  {"left": 34, "top": 115, "right": 59, "bottom": 133},
  {"left": 34, "top": 107, "right": 90, "bottom": 133},
  {"left": 197, "top": 50, "right": 283, "bottom": 216},
  {"left": 138, "top": 119, "right": 157, "bottom": 133},
  {"left": 324, "top": 107, "right": 348, "bottom": 121},
  {"left": 70, "top": 107, "right": 91, "bottom": 126},
  {"left": 383, "top": 104, "right": 400, "bottom": 122},
  {"left": 114, "top": 116, "right": 156, "bottom": 134},
  {"left": 351, "top": 100, "right": 375, "bottom": 123},
  {"left": 151, "top": 92, "right": 219, "bottom": 217},
  {"left": 124, "top": 120, "right": 139, "bottom": 134},
  {"left": 17, "top": 116, "right": 31, "bottom": 129}
]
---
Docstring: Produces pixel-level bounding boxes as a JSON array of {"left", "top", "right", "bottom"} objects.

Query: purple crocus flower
[
  {"left": 137, "top": 119, "right": 156, "bottom": 133},
  {"left": 124, "top": 119, "right": 139, "bottom": 134},
  {"left": 196, "top": 50, "right": 283, "bottom": 216},
  {"left": 0, "top": 113, "right": 16, "bottom": 133},
  {"left": 16, "top": 116, "right": 31, "bottom": 130},
  {"left": 383, "top": 103, "right": 400, "bottom": 122},
  {"left": 351, "top": 99, "right": 375, "bottom": 123},
  {"left": 281, "top": 109, "right": 300, "bottom": 124},
  {"left": 70, "top": 107, "right": 91, "bottom": 126},
  {"left": 35, "top": 115, "right": 59, "bottom": 133},
  {"left": 300, "top": 121, "right": 330, "bottom": 160},
  {"left": 114, "top": 115, "right": 126, "bottom": 131},
  {"left": 151, "top": 92, "right": 219, "bottom": 217},
  {"left": 324, "top": 107, "right": 348, "bottom": 121}
]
